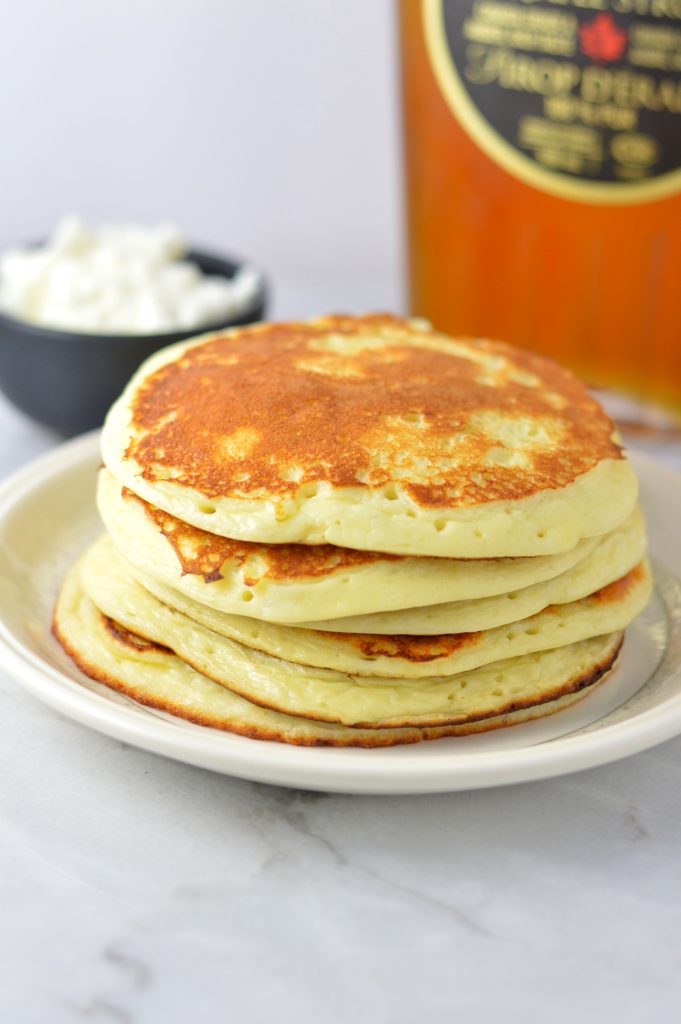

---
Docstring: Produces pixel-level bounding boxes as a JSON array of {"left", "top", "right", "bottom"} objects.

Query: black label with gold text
[{"left": 423, "top": 0, "right": 681, "bottom": 201}]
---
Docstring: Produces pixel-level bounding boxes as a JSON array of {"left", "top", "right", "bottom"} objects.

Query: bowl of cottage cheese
[{"left": 0, "top": 217, "right": 267, "bottom": 435}]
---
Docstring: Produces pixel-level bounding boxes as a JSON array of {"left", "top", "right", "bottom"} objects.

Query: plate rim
[{"left": 0, "top": 431, "right": 680, "bottom": 794}]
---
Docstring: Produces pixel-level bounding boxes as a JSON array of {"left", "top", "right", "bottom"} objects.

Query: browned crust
[
  {"left": 121, "top": 485, "right": 398, "bottom": 583},
  {"left": 537, "top": 564, "right": 646, "bottom": 621},
  {"left": 331, "top": 564, "right": 642, "bottom": 665},
  {"left": 589, "top": 562, "right": 645, "bottom": 605},
  {"left": 343, "top": 563, "right": 642, "bottom": 664},
  {"left": 315, "top": 628, "right": 482, "bottom": 662},
  {"left": 101, "top": 615, "right": 172, "bottom": 654},
  {"left": 125, "top": 314, "right": 623, "bottom": 510},
  {"left": 51, "top": 610, "right": 615, "bottom": 748}
]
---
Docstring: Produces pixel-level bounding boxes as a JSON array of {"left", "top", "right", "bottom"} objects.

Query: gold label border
[{"left": 422, "top": 0, "right": 681, "bottom": 206}]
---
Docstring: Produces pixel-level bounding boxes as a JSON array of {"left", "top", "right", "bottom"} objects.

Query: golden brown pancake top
[{"left": 126, "top": 315, "right": 623, "bottom": 509}]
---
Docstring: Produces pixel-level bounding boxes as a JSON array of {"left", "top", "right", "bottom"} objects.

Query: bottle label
[{"left": 423, "top": 0, "right": 681, "bottom": 203}]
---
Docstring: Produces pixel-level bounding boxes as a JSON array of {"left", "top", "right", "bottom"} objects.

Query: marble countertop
[{"left": 1, "top": 390, "right": 680, "bottom": 1024}]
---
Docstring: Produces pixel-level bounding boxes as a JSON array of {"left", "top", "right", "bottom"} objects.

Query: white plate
[{"left": 0, "top": 433, "right": 679, "bottom": 794}]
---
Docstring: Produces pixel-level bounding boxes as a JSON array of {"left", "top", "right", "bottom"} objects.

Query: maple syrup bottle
[{"left": 399, "top": 0, "right": 681, "bottom": 432}]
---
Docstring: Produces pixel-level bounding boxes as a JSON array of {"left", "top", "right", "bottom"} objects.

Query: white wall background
[{"left": 0, "top": 0, "right": 403, "bottom": 317}]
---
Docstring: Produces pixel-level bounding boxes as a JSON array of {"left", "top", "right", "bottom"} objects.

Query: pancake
[
  {"left": 75, "top": 539, "right": 636, "bottom": 725},
  {"left": 297, "top": 507, "right": 647, "bottom": 634},
  {"left": 123, "top": 546, "right": 649, "bottom": 678},
  {"left": 101, "top": 314, "right": 637, "bottom": 558},
  {"left": 97, "top": 468, "right": 610, "bottom": 623},
  {"left": 98, "top": 467, "right": 644, "bottom": 625},
  {"left": 53, "top": 572, "right": 615, "bottom": 747}
]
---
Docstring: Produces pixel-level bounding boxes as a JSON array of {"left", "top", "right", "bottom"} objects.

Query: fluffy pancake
[
  {"left": 97, "top": 468, "right": 613, "bottom": 623},
  {"left": 101, "top": 314, "right": 637, "bottom": 557},
  {"left": 53, "top": 571, "right": 615, "bottom": 747},
  {"left": 75, "top": 539, "right": 637, "bottom": 725},
  {"left": 124, "top": 543, "right": 648, "bottom": 678},
  {"left": 296, "top": 507, "right": 647, "bottom": 634}
]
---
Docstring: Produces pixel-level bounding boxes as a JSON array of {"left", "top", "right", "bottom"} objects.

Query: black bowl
[{"left": 0, "top": 250, "right": 267, "bottom": 437}]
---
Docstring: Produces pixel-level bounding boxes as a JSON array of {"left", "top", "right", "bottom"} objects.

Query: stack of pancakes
[{"left": 54, "top": 315, "right": 651, "bottom": 747}]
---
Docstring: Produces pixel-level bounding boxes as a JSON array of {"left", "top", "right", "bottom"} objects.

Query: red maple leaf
[{"left": 579, "top": 13, "right": 628, "bottom": 63}]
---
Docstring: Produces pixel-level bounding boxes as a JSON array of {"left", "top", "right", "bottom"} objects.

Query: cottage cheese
[{"left": 0, "top": 216, "right": 261, "bottom": 334}]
